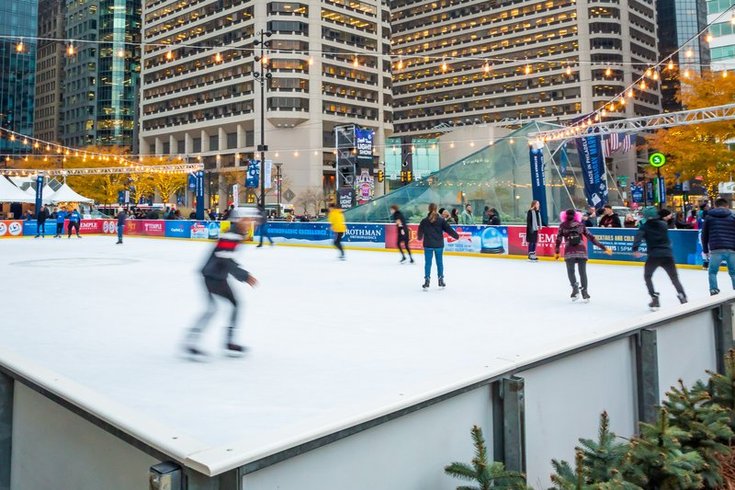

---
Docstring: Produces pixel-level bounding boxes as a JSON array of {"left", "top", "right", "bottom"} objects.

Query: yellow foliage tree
[{"left": 646, "top": 71, "right": 735, "bottom": 195}]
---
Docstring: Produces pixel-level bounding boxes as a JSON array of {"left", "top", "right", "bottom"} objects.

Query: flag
[{"left": 602, "top": 133, "right": 632, "bottom": 158}]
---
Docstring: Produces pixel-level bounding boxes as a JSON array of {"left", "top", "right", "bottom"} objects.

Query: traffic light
[
  {"left": 400, "top": 171, "right": 406, "bottom": 182},
  {"left": 378, "top": 170, "right": 384, "bottom": 182},
  {"left": 406, "top": 171, "right": 412, "bottom": 182}
]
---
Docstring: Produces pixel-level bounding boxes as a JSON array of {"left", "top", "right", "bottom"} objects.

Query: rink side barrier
[{"left": 11, "top": 219, "right": 705, "bottom": 267}]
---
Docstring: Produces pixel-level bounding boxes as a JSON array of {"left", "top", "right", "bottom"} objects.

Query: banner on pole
[
  {"left": 355, "top": 128, "right": 374, "bottom": 167},
  {"left": 35, "top": 175, "right": 44, "bottom": 218},
  {"left": 264, "top": 160, "right": 273, "bottom": 190},
  {"left": 246, "top": 160, "right": 260, "bottom": 188},
  {"left": 529, "top": 147, "right": 549, "bottom": 226},
  {"left": 575, "top": 134, "right": 608, "bottom": 208}
]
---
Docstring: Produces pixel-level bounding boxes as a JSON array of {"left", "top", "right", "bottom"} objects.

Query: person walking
[
  {"left": 116, "top": 208, "right": 127, "bottom": 244},
  {"left": 554, "top": 209, "right": 612, "bottom": 302},
  {"left": 633, "top": 207, "right": 688, "bottom": 310},
  {"left": 327, "top": 203, "right": 347, "bottom": 260},
  {"left": 450, "top": 208, "right": 459, "bottom": 224},
  {"left": 488, "top": 207, "right": 501, "bottom": 225},
  {"left": 701, "top": 198, "right": 735, "bottom": 295},
  {"left": 598, "top": 205, "right": 622, "bottom": 228},
  {"left": 185, "top": 208, "right": 259, "bottom": 358},
  {"left": 54, "top": 206, "right": 67, "bottom": 238},
  {"left": 526, "top": 200, "right": 541, "bottom": 261},
  {"left": 583, "top": 206, "right": 599, "bottom": 228},
  {"left": 35, "top": 205, "right": 49, "bottom": 238},
  {"left": 67, "top": 207, "right": 82, "bottom": 238},
  {"left": 459, "top": 203, "right": 474, "bottom": 224},
  {"left": 390, "top": 204, "right": 413, "bottom": 263},
  {"left": 418, "top": 203, "right": 459, "bottom": 290},
  {"left": 482, "top": 206, "right": 491, "bottom": 225},
  {"left": 256, "top": 205, "right": 274, "bottom": 247}
]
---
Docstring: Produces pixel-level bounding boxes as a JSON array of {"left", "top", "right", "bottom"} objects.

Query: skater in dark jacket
[
  {"left": 35, "top": 205, "right": 49, "bottom": 238},
  {"left": 185, "top": 208, "right": 259, "bottom": 357},
  {"left": 701, "top": 198, "right": 735, "bottom": 295},
  {"left": 390, "top": 204, "right": 413, "bottom": 263},
  {"left": 116, "top": 208, "right": 127, "bottom": 244},
  {"left": 555, "top": 209, "right": 611, "bottom": 301},
  {"left": 418, "top": 203, "right": 459, "bottom": 289},
  {"left": 67, "top": 208, "right": 82, "bottom": 238},
  {"left": 526, "top": 200, "right": 541, "bottom": 261},
  {"left": 633, "top": 207, "right": 687, "bottom": 309}
]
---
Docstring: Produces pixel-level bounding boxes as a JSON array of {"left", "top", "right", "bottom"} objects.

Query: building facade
[
  {"left": 34, "top": 0, "right": 65, "bottom": 143},
  {"left": 61, "top": 0, "right": 142, "bottom": 149},
  {"left": 0, "top": 0, "right": 38, "bottom": 156},
  {"left": 658, "top": 0, "right": 710, "bottom": 111},
  {"left": 390, "top": 0, "right": 662, "bottom": 137},
  {"left": 139, "top": 0, "right": 393, "bottom": 208},
  {"left": 707, "top": 0, "right": 735, "bottom": 71}
]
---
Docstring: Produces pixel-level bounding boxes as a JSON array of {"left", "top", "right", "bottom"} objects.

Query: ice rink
[{"left": 0, "top": 236, "right": 716, "bottom": 471}]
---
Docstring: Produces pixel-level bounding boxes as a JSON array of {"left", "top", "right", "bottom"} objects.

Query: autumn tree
[{"left": 646, "top": 71, "right": 735, "bottom": 194}]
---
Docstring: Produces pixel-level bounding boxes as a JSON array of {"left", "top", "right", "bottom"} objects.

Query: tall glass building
[
  {"left": 62, "top": 0, "right": 141, "bottom": 148},
  {"left": 0, "top": 0, "right": 38, "bottom": 156},
  {"left": 707, "top": 0, "right": 735, "bottom": 72}
]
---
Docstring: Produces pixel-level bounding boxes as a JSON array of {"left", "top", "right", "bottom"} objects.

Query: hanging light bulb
[
  {"left": 605, "top": 67, "right": 612, "bottom": 77},
  {"left": 653, "top": 70, "right": 659, "bottom": 81},
  {"left": 645, "top": 67, "right": 652, "bottom": 77},
  {"left": 619, "top": 96, "right": 625, "bottom": 106},
  {"left": 441, "top": 59, "right": 448, "bottom": 72},
  {"left": 214, "top": 52, "right": 223, "bottom": 63},
  {"left": 165, "top": 50, "right": 173, "bottom": 60},
  {"left": 117, "top": 48, "right": 126, "bottom": 58},
  {"left": 22, "top": 138, "right": 28, "bottom": 145},
  {"left": 667, "top": 59, "right": 675, "bottom": 70},
  {"left": 706, "top": 32, "right": 714, "bottom": 43},
  {"left": 45, "top": 144, "right": 50, "bottom": 151},
  {"left": 15, "top": 39, "right": 24, "bottom": 53},
  {"left": 308, "top": 56, "right": 314, "bottom": 65},
  {"left": 524, "top": 64, "right": 532, "bottom": 75},
  {"left": 566, "top": 65, "right": 572, "bottom": 76},
  {"left": 723, "top": 69, "right": 729, "bottom": 78},
  {"left": 683, "top": 68, "right": 691, "bottom": 78},
  {"left": 396, "top": 57, "right": 403, "bottom": 70},
  {"left": 483, "top": 62, "right": 491, "bottom": 73},
  {"left": 628, "top": 88, "right": 634, "bottom": 98},
  {"left": 353, "top": 56, "right": 359, "bottom": 68},
  {"left": 67, "top": 44, "right": 76, "bottom": 56},
  {"left": 685, "top": 48, "right": 694, "bottom": 58},
  {"left": 601, "top": 109, "right": 607, "bottom": 116},
  {"left": 9, "top": 134, "right": 15, "bottom": 142},
  {"left": 33, "top": 142, "right": 39, "bottom": 149},
  {"left": 639, "top": 79, "right": 647, "bottom": 90}
]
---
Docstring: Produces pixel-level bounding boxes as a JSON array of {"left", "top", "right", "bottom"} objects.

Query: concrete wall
[{"left": 11, "top": 384, "right": 160, "bottom": 490}]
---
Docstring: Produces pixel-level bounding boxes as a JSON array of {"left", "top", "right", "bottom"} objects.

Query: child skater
[
  {"left": 185, "top": 208, "right": 259, "bottom": 358},
  {"left": 390, "top": 204, "right": 413, "bottom": 264},
  {"left": 555, "top": 208, "right": 611, "bottom": 302}
]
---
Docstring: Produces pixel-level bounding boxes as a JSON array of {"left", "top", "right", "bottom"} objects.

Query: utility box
[{"left": 149, "top": 461, "right": 182, "bottom": 490}]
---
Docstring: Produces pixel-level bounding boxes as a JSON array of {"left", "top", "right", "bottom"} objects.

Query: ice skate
[
  {"left": 570, "top": 284, "right": 580, "bottom": 302},
  {"left": 225, "top": 343, "right": 247, "bottom": 357},
  {"left": 183, "top": 344, "right": 208, "bottom": 361},
  {"left": 711, "top": 288, "right": 720, "bottom": 296},
  {"left": 581, "top": 288, "right": 590, "bottom": 303},
  {"left": 438, "top": 277, "right": 446, "bottom": 288},
  {"left": 648, "top": 293, "right": 660, "bottom": 311},
  {"left": 677, "top": 292, "right": 688, "bottom": 304},
  {"left": 528, "top": 253, "right": 538, "bottom": 262},
  {"left": 409, "top": 257, "right": 414, "bottom": 264},
  {"left": 400, "top": 256, "right": 406, "bottom": 264},
  {"left": 422, "top": 278, "right": 430, "bottom": 291}
]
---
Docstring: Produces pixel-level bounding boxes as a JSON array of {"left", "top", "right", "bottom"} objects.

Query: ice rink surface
[{"left": 0, "top": 236, "right": 716, "bottom": 467}]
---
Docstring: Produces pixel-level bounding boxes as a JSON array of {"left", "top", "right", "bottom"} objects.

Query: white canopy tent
[
  {"left": 47, "top": 183, "right": 94, "bottom": 203},
  {"left": 24, "top": 184, "right": 57, "bottom": 204},
  {"left": 0, "top": 177, "right": 36, "bottom": 203}
]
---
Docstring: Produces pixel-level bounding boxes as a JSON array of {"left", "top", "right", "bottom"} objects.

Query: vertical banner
[
  {"left": 655, "top": 176, "right": 666, "bottom": 204},
  {"left": 575, "top": 134, "right": 608, "bottom": 208},
  {"left": 232, "top": 184, "right": 239, "bottom": 207},
  {"left": 195, "top": 170, "right": 204, "bottom": 220},
  {"left": 355, "top": 128, "right": 374, "bottom": 167},
  {"left": 559, "top": 142, "right": 569, "bottom": 176},
  {"left": 246, "top": 160, "right": 260, "bottom": 188},
  {"left": 338, "top": 187, "right": 354, "bottom": 209},
  {"left": 35, "top": 175, "right": 44, "bottom": 218},
  {"left": 529, "top": 147, "right": 549, "bottom": 226},
  {"left": 264, "top": 159, "right": 273, "bottom": 190},
  {"left": 188, "top": 173, "right": 197, "bottom": 190}
]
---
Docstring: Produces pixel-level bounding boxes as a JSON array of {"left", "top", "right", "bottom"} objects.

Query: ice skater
[
  {"left": 35, "top": 205, "right": 49, "bottom": 238},
  {"left": 116, "top": 207, "right": 127, "bottom": 244},
  {"left": 554, "top": 209, "right": 611, "bottom": 302},
  {"left": 702, "top": 197, "right": 735, "bottom": 295},
  {"left": 526, "top": 200, "right": 541, "bottom": 261},
  {"left": 632, "top": 207, "right": 687, "bottom": 310},
  {"left": 54, "top": 206, "right": 66, "bottom": 238},
  {"left": 67, "top": 207, "right": 82, "bottom": 238},
  {"left": 390, "top": 204, "right": 413, "bottom": 263},
  {"left": 256, "top": 205, "right": 274, "bottom": 247},
  {"left": 418, "top": 203, "right": 459, "bottom": 290},
  {"left": 327, "top": 203, "right": 346, "bottom": 260},
  {"left": 185, "top": 208, "right": 259, "bottom": 358}
]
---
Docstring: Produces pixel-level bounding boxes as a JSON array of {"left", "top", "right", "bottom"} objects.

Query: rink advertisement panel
[
  {"left": 261, "top": 223, "right": 385, "bottom": 248},
  {"left": 0, "top": 220, "right": 23, "bottom": 238},
  {"left": 588, "top": 228, "right": 701, "bottom": 265}
]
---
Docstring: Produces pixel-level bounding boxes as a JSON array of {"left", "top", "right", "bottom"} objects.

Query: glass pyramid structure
[{"left": 344, "top": 122, "right": 590, "bottom": 224}]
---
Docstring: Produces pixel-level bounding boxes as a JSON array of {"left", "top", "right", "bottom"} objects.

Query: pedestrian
[
  {"left": 450, "top": 208, "right": 459, "bottom": 224},
  {"left": 623, "top": 214, "right": 637, "bottom": 228},
  {"left": 526, "top": 200, "right": 541, "bottom": 261},
  {"left": 23, "top": 210, "right": 33, "bottom": 221},
  {"left": 256, "top": 205, "right": 274, "bottom": 247},
  {"left": 54, "top": 206, "right": 67, "bottom": 238},
  {"left": 35, "top": 205, "right": 49, "bottom": 238},
  {"left": 554, "top": 209, "right": 612, "bottom": 302},
  {"left": 67, "top": 207, "right": 82, "bottom": 238},
  {"left": 633, "top": 207, "right": 688, "bottom": 310},
  {"left": 418, "top": 203, "right": 459, "bottom": 290},
  {"left": 439, "top": 208, "right": 451, "bottom": 221},
  {"left": 184, "top": 208, "right": 259, "bottom": 358},
  {"left": 327, "top": 203, "right": 347, "bottom": 260},
  {"left": 488, "top": 207, "right": 501, "bottom": 225},
  {"left": 459, "top": 203, "right": 474, "bottom": 224},
  {"left": 701, "top": 198, "right": 735, "bottom": 295},
  {"left": 583, "top": 206, "right": 598, "bottom": 228},
  {"left": 390, "top": 204, "right": 414, "bottom": 264},
  {"left": 222, "top": 204, "right": 235, "bottom": 221},
  {"left": 598, "top": 205, "right": 622, "bottom": 228},
  {"left": 686, "top": 209, "right": 699, "bottom": 230},
  {"left": 116, "top": 207, "right": 127, "bottom": 244},
  {"left": 482, "top": 206, "right": 491, "bottom": 225}
]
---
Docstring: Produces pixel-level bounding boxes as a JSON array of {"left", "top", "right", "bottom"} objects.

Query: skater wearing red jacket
[
  {"left": 555, "top": 209, "right": 611, "bottom": 302},
  {"left": 185, "top": 208, "right": 259, "bottom": 357}
]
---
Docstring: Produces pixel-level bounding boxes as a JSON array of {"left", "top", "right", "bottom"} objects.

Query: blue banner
[
  {"left": 631, "top": 183, "right": 644, "bottom": 203},
  {"left": 23, "top": 221, "right": 56, "bottom": 237},
  {"left": 118, "top": 190, "right": 125, "bottom": 204},
  {"left": 529, "top": 147, "right": 549, "bottom": 226},
  {"left": 587, "top": 228, "right": 700, "bottom": 265},
  {"left": 187, "top": 173, "right": 196, "bottom": 190},
  {"left": 246, "top": 160, "right": 260, "bottom": 188},
  {"left": 343, "top": 224, "right": 385, "bottom": 244},
  {"left": 35, "top": 175, "right": 44, "bottom": 218},
  {"left": 195, "top": 171, "right": 204, "bottom": 220},
  {"left": 164, "top": 221, "right": 190, "bottom": 238},
  {"left": 355, "top": 128, "right": 374, "bottom": 167},
  {"left": 575, "top": 134, "right": 607, "bottom": 209}
]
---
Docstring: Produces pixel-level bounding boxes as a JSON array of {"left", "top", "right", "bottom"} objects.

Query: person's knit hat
[{"left": 642, "top": 206, "right": 658, "bottom": 220}]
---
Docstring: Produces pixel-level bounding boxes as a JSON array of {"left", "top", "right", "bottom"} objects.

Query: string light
[
  {"left": 15, "top": 39, "right": 24, "bottom": 53},
  {"left": 396, "top": 57, "right": 403, "bottom": 70},
  {"left": 627, "top": 88, "right": 634, "bottom": 98},
  {"left": 605, "top": 67, "right": 612, "bottom": 77},
  {"left": 685, "top": 48, "right": 694, "bottom": 58},
  {"left": 639, "top": 79, "right": 647, "bottom": 90},
  {"left": 353, "top": 56, "right": 359, "bottom": 68},
  {"left": 524, "top": 64, "right": 532, "bottom": 75},
  {"left": 66, "top": 44, "right": 76, "bottom": 56},
  {"left": 706, "top": 32, "right": 714, "bottom": 43},
  {"left": 645, "top": 67, "right": 653, "bottom": 77},
  {"left": 483, "top": 62, "right": 491, "bottom": 73},
  {"left": 683, "top": 68, "right": 691, "bottom": 78},
  {"left": 441, "top": 59, "right": 448, "bottom": 72},
  {"left": 667, "top": 60, "right": 675, "bottom": 70},
  {"left": 308, "top": 56, "right": 314, "bottom": 65},
  {"left": 165, "top": 50, "right": 173, "bottom": 60},
  {"left": 214, "top": 52, "right": 223, "bottom": 63},
  {"left": 653, "top": 70, "right": 659, "bottom": 81},
  {"left": 565, "top": 66, "right": 572, "bottom": 76}
]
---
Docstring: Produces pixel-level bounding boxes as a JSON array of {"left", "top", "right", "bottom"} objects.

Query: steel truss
[
  {"left": 531, "top": 103, "right": 735, "bottom": 141},
  {"left": 0, "top": 163, "right": 203, "bottom": 177}
]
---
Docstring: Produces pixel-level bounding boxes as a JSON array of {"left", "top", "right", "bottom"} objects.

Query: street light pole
[
  {"left": 254, "top": 29, "right": 272, "bottom": 210},
  {"left": 275, "top": 162, "right": 282, "bottom": 218}
]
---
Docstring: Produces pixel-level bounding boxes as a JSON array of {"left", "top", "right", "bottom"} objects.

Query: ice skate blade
[
  {"left": 224, "top": 347, "right": 248, "bottom": 358},
  {"left": 182, "top": 347, "right": 209, "bottom": 362},
  {"left": 649, "top": 307, "right": 660, "bottom": 312}
]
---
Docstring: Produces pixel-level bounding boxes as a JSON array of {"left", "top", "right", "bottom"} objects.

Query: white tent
[
  {"left": 47, "top": 183, "right": 94, "bottom": 203},
  {"left": 24, "top": 184, "right": 57, "bottom": 204},
  {"left": 0, "top": 177, "right": 36, "bottom": 203}
]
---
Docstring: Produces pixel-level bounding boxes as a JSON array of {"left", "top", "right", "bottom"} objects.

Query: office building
[
  {"left": 34, "top": 0, "right": 65, "bottom": 143},
  {"left": 707, "top": 0, "right": 735, "bottom": 71},
  {"left": 139, "top": 0, "right": 393, "bottom": 207}
]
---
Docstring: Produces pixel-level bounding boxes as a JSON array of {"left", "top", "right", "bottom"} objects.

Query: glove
[{"left": 604, "top": 248, "right": 613, "bottom": 256}]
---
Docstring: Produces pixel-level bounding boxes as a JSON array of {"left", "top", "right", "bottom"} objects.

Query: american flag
[{"left": 602, "top": 133, "right": 632, "bottom": 158}]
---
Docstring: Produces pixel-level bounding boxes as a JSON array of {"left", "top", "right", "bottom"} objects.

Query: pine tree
[
  {"left": 705, "top": 349, "right": 735, "bottom": 430},
  {"left": 663, "top": 380, "right": 732, "bottom": 488},
  {"left": 550, "top": 412, "right": 640, "bottom": 490},
  {"left": 623, "top": 408, "right": 704, "bottom": 489},
  {"left": 445, "top": 425, "right": 531, "bottom": 490}
]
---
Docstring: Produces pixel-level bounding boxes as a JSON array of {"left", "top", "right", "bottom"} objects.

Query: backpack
[{"left": 566, "top": 227, "right": 582, "bottom": 246}]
